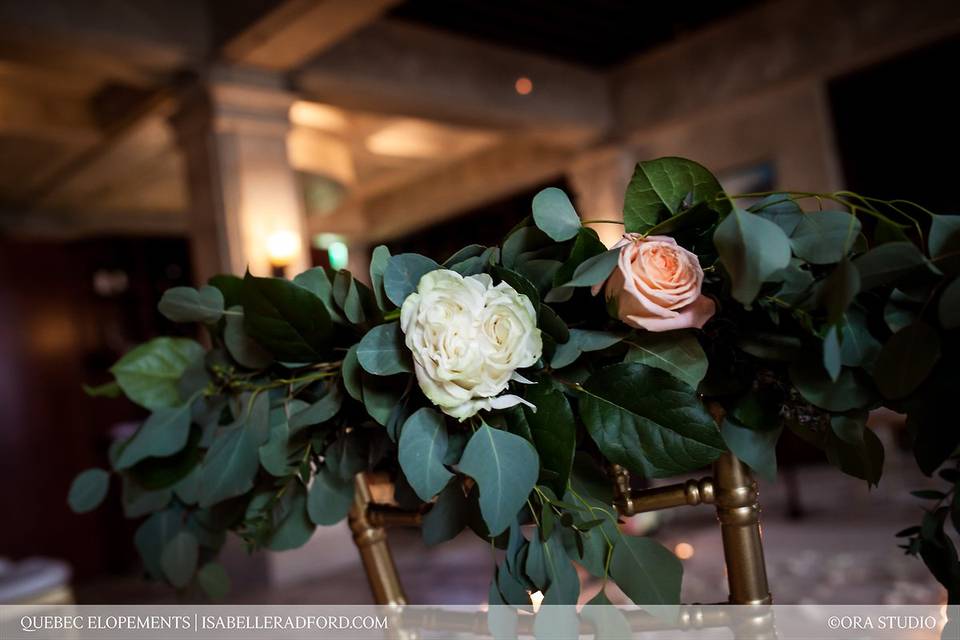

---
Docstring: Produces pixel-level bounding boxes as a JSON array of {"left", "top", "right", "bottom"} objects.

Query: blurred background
[{"left": 1, "top": 0, "right": 958, "bottom": 606}]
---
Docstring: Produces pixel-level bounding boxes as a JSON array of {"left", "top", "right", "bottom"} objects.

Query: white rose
[{"left": 400, "top": 269, "right": 542, "bottom": 420}]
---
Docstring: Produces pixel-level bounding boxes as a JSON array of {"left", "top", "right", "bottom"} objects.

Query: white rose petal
[{"left": 399, "top": 269, "right": 543, "bottom": 420}]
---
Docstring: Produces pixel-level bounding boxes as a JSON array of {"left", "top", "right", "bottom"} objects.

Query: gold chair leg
[
  {"left": 713, "top": 452, "right": 772, "bottom": 604},
  {"left": 349, "top": 473, "right": 408, "bottom": 605}
]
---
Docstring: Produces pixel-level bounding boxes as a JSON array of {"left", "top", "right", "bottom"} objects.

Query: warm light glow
[
  {"left": 529, "top": 590, "right": 544, "bottom": 613},
  {"left": 289, "top": 100, "right": 348, "bottom": 131},
  {"left": 266, "top": 230, "right": 301, "bottom": 267},
  {"left": 674, "top": 542, "right": 695, "bottom": 559},
  {"left": 515, "top": 76, "right": 533, "bottom": 95},
  {"left": 328, "top": 241, "right": 349, "bottom": 270},
  {"left": 365, "top": 118, "right": 498, "bottom": 159}
]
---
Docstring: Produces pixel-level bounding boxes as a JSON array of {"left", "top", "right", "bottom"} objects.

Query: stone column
[
  {"left": 171, "top": 65, "right": 311, "bottom": 283},
  {"left": 566, "top": 145, "right": 636, "bottom": 247}
]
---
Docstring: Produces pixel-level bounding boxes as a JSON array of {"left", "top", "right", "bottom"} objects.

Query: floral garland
[{"left": 69, "top": 157, "right": 960, "bottom": 604}]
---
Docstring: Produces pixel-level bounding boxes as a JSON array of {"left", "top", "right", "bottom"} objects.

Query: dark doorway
[{"left": 829, "top": 36, "right": 960, "bottom": 214}]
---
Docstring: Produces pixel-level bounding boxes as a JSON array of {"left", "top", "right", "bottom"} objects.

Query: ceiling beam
[
  {"left": 326, "top": 138, "right": 571, "bottom": 243},
  {"left": 612, "top": 0, "right": 960, "bottom": 136},
  {"left": 295, "top": 20, "right": 611, "bottom": 141},
  {"left": 0, "top": 87, "right": 99, "bottom": 144},
  {"left": 223, "top": 0, "right": 400, "bottom": 71}
]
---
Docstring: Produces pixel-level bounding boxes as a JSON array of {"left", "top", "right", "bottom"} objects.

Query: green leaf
[
  {"left": 940, "top": 277, "right": 960, "bottom": 329},
  {"left": 532, "top": 187, "right": 580, "bottom": 241},
  {"left": 342, "top": 344, "right": 363, "bottom": 402},
  {"left": 289, "top": 385, "right": 342, "bottom": 431},
  {"left": 369, "top": 244, "right": 391, "bottom": 310},
  {"left": 398, "top": 408, "right": 454, "bottom": 501},
  {"left": 823, "top": 325, "right": 842, "bottom": 382},
  {"left": 110, "top": 337, "right": 203, "bottom": 410},
  {"left": 198, "top": 414, "right": 262, "bottom": 508},
  {"left": 502, "top": 224, "right": 551, "bottom": 269},
  {"left": 224, "top": 306, "right": 272, "bottom": 369},
  {"left": 122, "top": 476, "right": 172, "bottom": 518},
  {"left": 307, "top": 466, "right": 354, "bottom": 526},
  {"left": 790, "top": 211, "right": 862, "bottom": 264},
  {"left": 458, "top": 424, "right": 539, "bottom": 536},
  {"left": 357, "top": 322, "right": 412, "bottom": 375},
  {"left": 714, "top": 208, "right": 792, "bottom": 305},
  {"left": 267, "top": 483, "right": 315, "bottom": 551},
  {"left": 115, "top": 404, "right": 192, "bottom": 470},
  {"left": 854, "top": 241, "right": 933, "bottom": 290},
  {"left": 68, "top": 468, "right": 110, "bottom": 513},
  {"left": 623, "top": 157, "right": 729, "bottom": 234},
  {"left": 929, "top": 213, "right": 960, "bottom": 275},
  {"left": 259, "top": 414, "right": 293, "bottom": 477},
  {"left": 541, "top": 534, "right": 581, "bottom": 604},
  {"left": 361, "top": 372, "right": 403, "bottom": 426},
  {"left": 839, "top": 308, "right": 881, "bottom": 367},
  {"left": 557, "top": 248, "right": 620, "bottom": 288},
  {"left": 790, "top": 357, "right": 874, "bottom": 412},
  {"left": 293, "top": 267, "right": 345, "bottom": 324},
  {"left": 730, "top": 387, "right": 782, "bottom": 430},
  {"left": 816, "top": 259, "right": 860, "bottom": 324},
  {"left": 197, "top": 563, "right": 230, "bottom": 600},
  {"left": 580, "top": 363, "right": 725, "bottom": 477},
  {"left": 134, "top": 509, "right": 181, "bottom": 580},
  {"left": 422, "top": 480, "right": 468, "bottom": 546},
  {"left": 521, "top": 383, "right": 575, "bottom": 496},
  {"left": 160, "top": 530, "right": 198, "bottom": 588},
  {"left": 749, "top": 193, "right": 803, "bottom": 235},
  {"left": 609, "top": 535, "right": 682, "bottom": 604},
  {"left": 720, "top": 419, "right": 781, "bottom": 482},
  {"left": 885, "top": 288, "right": 920, "bottom": 332},
  {"left": 449, "top": 246, "right": 497, "bottom": 276},
  {"left": 384, "top": 253, "right": 440, "bottom": 307},
  {"left": 550, "top": 329, "right": 626, "bottom": 369},
  {"left": 209, "top": 274, "right": 243, "bottom": 308},
  {"left": 158, "top": 285, "right": 224, "bottom": 323},
  {"left": 873, "top": 322, "right": 940, "bottom": 399},
  {"left": 825, "top": 426, "right": 884, "bottom": 487},
  {"left": 624, "top": 330, "right": 707, "bottom": 390},
  {"left": 538, "top": 304, "right": 569, "bottom": 344},
  {"left": 83, "top": 381, "right": 121, "bottom": 398},
  {"left": 242, "top": 271, "right": 332, "bottom": 362}
]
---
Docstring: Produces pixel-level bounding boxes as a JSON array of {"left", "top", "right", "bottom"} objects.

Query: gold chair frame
[{"left": 348, "top": 451, "right": 771, "bottom": 606}]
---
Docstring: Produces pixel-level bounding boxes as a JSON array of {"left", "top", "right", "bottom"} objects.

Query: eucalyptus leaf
[
  {"left": 839, "top": 308, "right": 882, "bottom": 367},
  {"left": 267, "top": 483, "right": 315, "bottom": 551},
  {"left": 134, "top": 508, "right": 182, "bottom": 581},
  {"left": 293, "top": 267, "right": 345, "bottom": 323},
  {"left": 790, "top": 211, "right": 862, "bottom": 264},
  {"left": 258, "top": 415, "right": 293, "bottom": 477},
  {"left": 609, "top": 534, "right": 682, "bottom": 604},
  {"left": 369, "top": 245, "right": 391, "bottom": 310},
  {"left": 558, "top": 248, "right": 620, "bottom": 288},
  {"left": 307, "top": 466, "right": 354, "bottom": 526},
  {"left": 750, "top": 193, "right": 803, "bottom": 235},
  {"left": 68, "top": 468, "right": 110, "bottom": 513},
  {"left": 197, "top": 416, "right": 261, "bottom": 508},
  {"left": 224, "top": 306, "right": 272, "bottom": 369},
  {"left": 873, "top": 322, "right": 940, "bottom": 399},
  {"left": 884, "top": 289, "right": 921, "bottom": 332},
  {"left": 823, "top": 325, "right": 842, "bottom": 382},
  {"left": 624, "top": 330, "right": 707, "bottom": 390},
  {"left": 160, "top": 530, "right": 198, "bottom": 588},
  {"left": 342, "top": 344, "right": 363, "bottom": 402},
  {"left": 110, "top": 337, "right": 203, "bottom": 410},
  {"left": 358, "top": 322, "right": 412, "bottom": 376},
  {"left": 458, "top": 424, "right": 539, "bottom": 536},
  {"left": 721, "top": 419, "right": 781, "bottom": 482},
  {"left": 384, "top": 254, "right": 440, "bottom": 307},
  {"left": 817, "top": 259, "right": 860, "bottom": 324},
  {"left": 532, "top": 187, "right": 580, "bottom": 241},
  {"left": 790, "top": 357, "right": 874, "bottom": 412},
  {"left": 550, "top": 329, "right": 626, "bottom": 369},
  {"left": 929, "top": 213, "right": 960, "bottom": 275},
  {"left": 242, "top": 271, "right": 332, "bottom": 362},
  {"left": 422, "top": 480, "right": 468, "bottom": 546},
  {"left": 289, "top": 385, "right": 342, "bottom": 431},
  {"left": 854, "top": 241, "right": 933, "bottom": 290},
  {"left": 580, "top": 363, "right": 725, "bottom": 477},
  {"left": 714, "top": 208, "right": 792, "bottom": 305},
  {"left": 399, "top": 408, "right": 454, "bottom": 501},
  {"left": 197, "top": 563, "right": 230, "bottom": 600},
  {"left": 158, "top": 286, "right": 224, "bottom": 324},
  {"left": 115, "top": 403, "right": 192, "bottom": 470}
]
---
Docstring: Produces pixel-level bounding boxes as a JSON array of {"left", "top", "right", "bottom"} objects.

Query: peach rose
[{"left": 593, "top": 234, "right": 715, "bottom": 332}]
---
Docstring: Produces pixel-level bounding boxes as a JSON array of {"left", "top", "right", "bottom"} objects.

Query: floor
[{"left": 76, "top": 450, "right": 948, "bottom": 606}]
